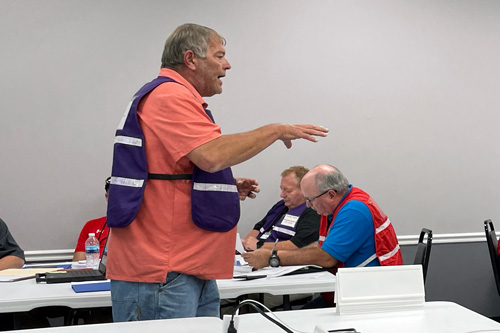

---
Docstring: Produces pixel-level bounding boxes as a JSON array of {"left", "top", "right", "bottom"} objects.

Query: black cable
[
  {"left": 228, "top": 300, "right": 294, "bottom": 333},
  {"left": 97, "top": 219, "right": 107, "bottom": 243}
]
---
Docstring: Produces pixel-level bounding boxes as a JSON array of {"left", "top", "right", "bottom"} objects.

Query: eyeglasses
[{"left": 306, "top": 189, "right": 331, "bottom": 204}]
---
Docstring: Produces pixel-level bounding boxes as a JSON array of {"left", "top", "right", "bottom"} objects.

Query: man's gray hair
[
  {"left": 316, "top": 166, "right": 350, "bottom": 194},
  {"left": 161, "top": 23, "right": 225, "bottom": 70}
]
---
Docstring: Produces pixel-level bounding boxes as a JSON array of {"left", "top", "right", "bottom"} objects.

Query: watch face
[{"left": 269, "top": 256, "right": 280, "bottom": 267}]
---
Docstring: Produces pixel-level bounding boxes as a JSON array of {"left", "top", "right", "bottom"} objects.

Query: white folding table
[
  {"left": 5, "top": 301, "right": 499, "bottom": 333},
  {"left": 0, "top": 271, "right": 336, "bottom": 313},
  {"left": 230, "top": 301, "right": 500, "bottom": 333}
]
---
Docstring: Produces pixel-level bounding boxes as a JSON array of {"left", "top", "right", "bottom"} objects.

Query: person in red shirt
[{"left": 72, "top": 177, "right": 110, "bottom": 261}]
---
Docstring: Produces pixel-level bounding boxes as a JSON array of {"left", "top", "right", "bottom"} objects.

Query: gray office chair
[
  {"left": 413, "top": 228, "right": 432, "bottom": 284},
  {"left": 484, "top": 219, "right": 500, "bottom": 298}
]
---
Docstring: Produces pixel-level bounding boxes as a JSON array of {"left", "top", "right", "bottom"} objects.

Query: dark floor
[{"left": 0, "top": 307, "right": 112, "bottom": 331}]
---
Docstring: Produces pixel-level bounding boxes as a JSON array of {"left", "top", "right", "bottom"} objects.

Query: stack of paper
[
  {"left": 233, "top": 254, "right": 252, "bottom": 275},
  {"left": 335, "top": 265, "right": 425, "bottom": 315},
  {"left": 233, "top": 265, "right": 323, "bottom": 279},
  {"left": 0, "top": 267, "right": 62, "bottom": 282}
]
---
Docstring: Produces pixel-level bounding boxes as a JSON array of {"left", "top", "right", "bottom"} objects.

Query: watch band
[{"left": 269, "top": 238, "right": 280, "bottom": 267}]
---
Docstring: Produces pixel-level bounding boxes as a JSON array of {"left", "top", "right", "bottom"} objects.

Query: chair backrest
[
  {"left": 484, "top": 219, "right": 500, "bottom": 297},
  {"left": 413, "top": 228, "right": 433, "bottom": 283}
]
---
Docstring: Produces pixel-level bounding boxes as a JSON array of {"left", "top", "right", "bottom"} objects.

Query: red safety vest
[
  {"left": 319, "top": 186, "right": 402, "bottom": 266},
  {"left": 319, "top": 186, "right": 402, "bottom": 305}
]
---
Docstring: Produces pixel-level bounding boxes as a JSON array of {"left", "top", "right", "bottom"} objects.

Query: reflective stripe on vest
[
  {"left": 114, "top": 135, "right": 142, "bottom": 147},
  {"left": 379, "top": 243, "right": 401, "bottom": 263},
  {"left": 357, "top": 218, "right": 401, "bottom": 266},
  {"left": 272, "top": 226, "right": 296, "bottom": 237},
  {"left": 357, "top": 254, "right": 377, "bottom": 267},
  {"left": 376, "top": 218, "right": 391, "bottom": 234},
  {"left": 193, "top": 182, "right": 237, "bottom": 193},
  {"left": 110, "top": 176, "right": 144, "bottom": 188}
]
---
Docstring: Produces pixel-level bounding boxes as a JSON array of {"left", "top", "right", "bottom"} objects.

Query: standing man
[
  {"left": 243, "top": 164, "right": 402, "bottom": 307},
  {"left": 106, "top": 23, "right": 328, "bottom": 322}
]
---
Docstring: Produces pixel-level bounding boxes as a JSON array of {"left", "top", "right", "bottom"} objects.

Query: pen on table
[
  {"left": 272, "top": 238, "right": 279, "bottom": 250},
  {"left": 233, "top": 275, "right": 267, "bottom": 280},
  {"left": 23, "top": 266, "right": 55, "bottom": 269}
]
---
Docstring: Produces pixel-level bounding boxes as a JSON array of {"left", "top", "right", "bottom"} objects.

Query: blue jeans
[{"left": 110, "top": 272, "right": 220, "bottom": 322}]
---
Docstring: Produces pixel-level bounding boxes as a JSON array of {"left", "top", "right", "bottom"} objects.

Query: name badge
[{"left": 281, "top": 214, "right": 299, "bottom": 228}]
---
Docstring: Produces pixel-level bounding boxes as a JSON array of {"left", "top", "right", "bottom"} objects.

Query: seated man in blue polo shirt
[{"left": 242, "top": 165, "right": 320, "bottom": 252}]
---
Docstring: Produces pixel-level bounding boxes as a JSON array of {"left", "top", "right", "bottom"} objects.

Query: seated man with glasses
[
  {"left": 243, "top": 164, "right": 402, "bottom": 308},
  {"left": 72, "top": 177, "right": 110, "bottom": 261}
]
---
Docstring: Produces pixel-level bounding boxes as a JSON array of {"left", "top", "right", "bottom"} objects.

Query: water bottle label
[{"left": 85, "top": 245, "right": 99, "bottom": 254}]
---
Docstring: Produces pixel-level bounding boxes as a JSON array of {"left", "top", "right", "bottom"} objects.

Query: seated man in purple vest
[
  {"left": 236, "top": 165, "right": 320, "bottom": 310},
  {"left": 242, "top": 165, "right": 320, "bottom": 252}
]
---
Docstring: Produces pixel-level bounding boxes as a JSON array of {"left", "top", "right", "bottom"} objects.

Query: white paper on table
[
  {"left": 235, "top": 233, "right": 246, "bottom": 254},
  {"left": 234, "top": 265, "right": 323, "bottom": 279}
]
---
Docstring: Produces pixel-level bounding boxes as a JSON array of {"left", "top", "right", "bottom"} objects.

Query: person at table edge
[{"left": 0, "top": 218, "right": 25, "bottom": 270}]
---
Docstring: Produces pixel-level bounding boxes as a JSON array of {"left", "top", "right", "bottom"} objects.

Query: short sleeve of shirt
[
  {"left": 74, "top": 217, "right": 108, "bottom": 257},
  {"left": 321, "top": 200, "right": 375, "bottom": 266},
  {"left": 253, "top": 215, "right": 267, "bottom": 231},
  {"left": 0, "top": 219, "right": 25, "bottom": 261},
  {"left": 290, "top": 208, "right": 321, "bottom": 248}
]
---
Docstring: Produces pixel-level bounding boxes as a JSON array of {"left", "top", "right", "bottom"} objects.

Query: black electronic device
[
  {"left": 269, "top": 238, "right": 280, "bottom": 267},
  {"left": 36, "top": 238, "right": 108, "bottom": 284}
]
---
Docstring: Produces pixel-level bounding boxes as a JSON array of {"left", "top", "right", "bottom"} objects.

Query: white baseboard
[
  {"left": 398, "top": 232, "right": 487, "bottom": 246},
  {"left": 24, "top": 249, "right": 74, "bottom": 263},
  {"left": 23, "top": 232, "right": 489, "bottom": 263}
]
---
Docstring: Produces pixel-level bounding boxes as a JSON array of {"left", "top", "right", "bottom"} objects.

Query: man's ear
[{"left": 184, "top": 50, "right": 197, "bottom": 70}]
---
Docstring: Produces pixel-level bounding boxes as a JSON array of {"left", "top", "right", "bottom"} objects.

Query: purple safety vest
[
  {"left": 257, "top": 201, "right": 307, "bottom": 243},
  {"left": 107, "top": 76, "right": 240, "bottom": 232}
]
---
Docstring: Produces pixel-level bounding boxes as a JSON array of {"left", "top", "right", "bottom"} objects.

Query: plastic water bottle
[{"left": 85, "top": 233, "right": 100, "bottom": 269}]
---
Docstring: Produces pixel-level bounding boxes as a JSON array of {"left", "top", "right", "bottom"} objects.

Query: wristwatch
[
  {"left": 269, "top": 249, "right": 280, "bottom": 267},
  {"left": 269, "top": 238, "right": 280, "bottom": 267}
]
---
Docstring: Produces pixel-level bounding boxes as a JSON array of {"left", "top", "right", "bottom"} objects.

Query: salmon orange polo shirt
[{"left": 106, "top": 68, "right": 237, "bottom": 283}]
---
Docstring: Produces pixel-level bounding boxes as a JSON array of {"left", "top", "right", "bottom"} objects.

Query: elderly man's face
[
  {"left": 301, "top": 175, "right": 334, "bottom": 216},
  {"left": 193, "top": 36, "right": 231, "bottom": 97}
]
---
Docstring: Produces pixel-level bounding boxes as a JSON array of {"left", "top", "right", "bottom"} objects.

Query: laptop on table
[{"left": 36, "top": 240, "right": 108, "bottom": 284}]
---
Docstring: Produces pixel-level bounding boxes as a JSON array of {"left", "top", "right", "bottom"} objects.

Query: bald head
[
  {"left": 301, "top": 165, "right": 349, "bottom": 193},
  {"left": 301, "top": 165, "right": 328, "bottom": 195}
]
